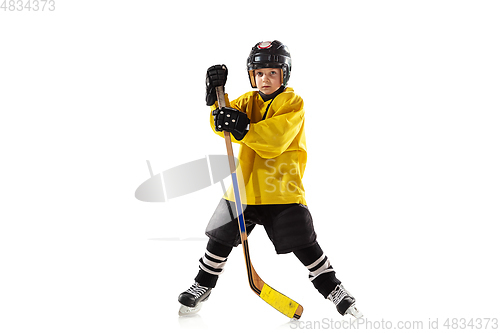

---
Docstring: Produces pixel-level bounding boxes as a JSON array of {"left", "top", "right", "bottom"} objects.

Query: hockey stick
[{"left": 215, "top": 86, "right": 303, "bottom": 320}]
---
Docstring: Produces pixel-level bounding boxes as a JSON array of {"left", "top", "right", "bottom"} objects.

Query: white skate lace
[
  {"left": 185, "top": 282, "right": 209, "bottom": 299},
  {"left": 327, "top": 284, "right": 349, "bottom": 306}
]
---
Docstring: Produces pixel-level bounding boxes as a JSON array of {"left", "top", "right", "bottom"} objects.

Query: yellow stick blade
[{"left": 259, "top": 284, "right": 300, "bottom": 318}]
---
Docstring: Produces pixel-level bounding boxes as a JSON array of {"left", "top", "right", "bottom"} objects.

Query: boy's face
[{"left": 254, "top": 68, "right": 282, "bottom": 95}]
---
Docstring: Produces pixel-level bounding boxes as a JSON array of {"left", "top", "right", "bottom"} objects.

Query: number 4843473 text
[{"left": 1, "top": 0, "right": 56, "bottom": 11}]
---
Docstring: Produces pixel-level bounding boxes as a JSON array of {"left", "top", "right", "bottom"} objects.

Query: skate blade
[
  {"left": 345, "top": 305, "right": 363, "bottom": 319},
  {"left": 178, "top": 303, "right": 203, "bottom": 316}
]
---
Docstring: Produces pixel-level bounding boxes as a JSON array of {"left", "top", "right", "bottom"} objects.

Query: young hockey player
[{"left": 178, "top": 40, "right": 362, "bottom": 319}]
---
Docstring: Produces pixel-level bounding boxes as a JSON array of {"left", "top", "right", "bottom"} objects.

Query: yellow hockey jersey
[{"left": 210, "top": 87, "right": 307, "bottom": 205}]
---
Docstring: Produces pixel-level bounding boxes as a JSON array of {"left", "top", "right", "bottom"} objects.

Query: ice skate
[
  {"left": 327, "top": 284, "right": 363, "bottom": 319},
  {"left": 178, "top": 282, "right": 212, "bottom": 316}
]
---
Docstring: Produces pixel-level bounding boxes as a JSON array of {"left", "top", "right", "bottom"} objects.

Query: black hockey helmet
[{"left": 247, "top": 40, "right": 292, "bottom": 88}]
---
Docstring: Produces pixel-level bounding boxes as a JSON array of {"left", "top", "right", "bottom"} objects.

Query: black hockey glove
[
  {"left": 206, "top": 64, "right": 228, "bottom": 106},
  {"left": 213, "top": 107, "right": 250, "bottom": 141}
]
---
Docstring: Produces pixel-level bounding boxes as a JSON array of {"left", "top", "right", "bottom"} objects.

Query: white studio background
[{"left": 1, "top": 1, "right": 499, "bottom": 332}]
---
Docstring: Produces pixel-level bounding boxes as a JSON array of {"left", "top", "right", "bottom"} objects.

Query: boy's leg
[
  {"left": 194, "top": 238, "right": 233, "bottom": 288},
  {"left": 198, "top": 199, "right": 259, "bottom": 288},
  {"left": 179, "top": 199, "right": 259, "bottom": 314},
  {"left": 178, "top": 238, "right": 233, "bottom": 314},
  {"left": 293, "top": 243, "right": 341, "bottom": 298},
  {"left": 294, "top": 243, "right": 362, "bottom": 318}
]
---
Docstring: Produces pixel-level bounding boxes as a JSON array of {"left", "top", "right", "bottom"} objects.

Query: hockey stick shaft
[{"left": 215, "top": 86, "right": 303, "bottom": 319}]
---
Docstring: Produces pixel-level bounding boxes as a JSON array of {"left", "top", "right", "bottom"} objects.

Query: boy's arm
[
  {"left": 241, "top": 95, "right": 304, "bottom": 159},
  {"left": 206, "top": 64, "right": 244, "bottom": 143}
]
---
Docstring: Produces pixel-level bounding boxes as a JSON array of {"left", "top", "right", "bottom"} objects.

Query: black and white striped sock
[
  {"left": 306, "top": 253, "right": 336, "bottom": 282},
  {"left": 293, "top": 243, "right": 342, "bottom": 298},
  {"left": 198, "top": 249, "right": 228, "bottom": 276},
  {"left": 194, "top": 239, "right": 233, "bottom": 288}
]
